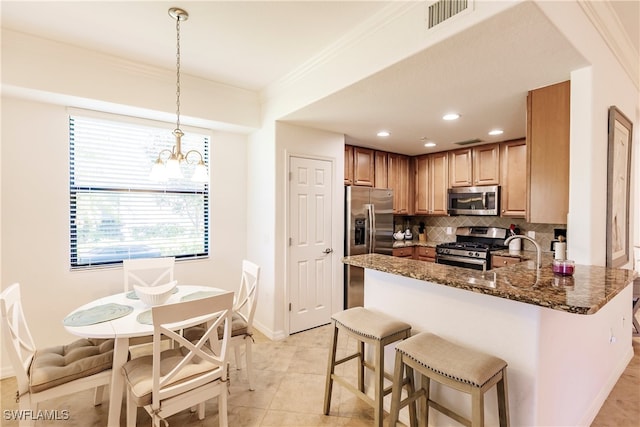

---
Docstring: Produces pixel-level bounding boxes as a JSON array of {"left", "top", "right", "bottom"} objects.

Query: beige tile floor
[{"left": 1, "top": 325, "right": 638, "bottom": 426}]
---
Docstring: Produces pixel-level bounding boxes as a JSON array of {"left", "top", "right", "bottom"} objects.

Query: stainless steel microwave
[{"left": 447, "top": 185, "right": 500, "bottom": 216}]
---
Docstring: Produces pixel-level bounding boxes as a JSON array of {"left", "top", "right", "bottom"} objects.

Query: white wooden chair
[
  {"left": 0, "top": 283, "right": 113, "bottom": 427},
  {"left": 122, "top": 291, "right": 234, "bottom": 427},
  {"left": 183, "top": 260, "right": 260, "bottom": 390},
  {"left": 123, "top": 256, "right": 176, "bottom": 357},
  {"left": 123, "top": 256, "right": 175, "bottom": 292},
  {"left": 230, "top": 260, "right": 260, "bottom": 390}
]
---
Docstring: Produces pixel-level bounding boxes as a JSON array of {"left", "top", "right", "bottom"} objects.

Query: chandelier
[{"left": 150, "top": 7, "right": 208, "bottom": 182}]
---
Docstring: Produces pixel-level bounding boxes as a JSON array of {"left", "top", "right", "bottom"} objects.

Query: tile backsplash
[{"left": 394, "top": 215, "right": 566, "bottom": 253}]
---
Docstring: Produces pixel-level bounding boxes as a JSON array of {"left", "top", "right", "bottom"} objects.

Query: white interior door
[{"left": 289, "top": 156, "right": 333, "bottom": 334}]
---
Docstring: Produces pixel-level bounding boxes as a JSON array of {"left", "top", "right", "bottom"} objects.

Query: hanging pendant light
[{"left": 150, "top": 7, "right": 209, "bottom": 183}]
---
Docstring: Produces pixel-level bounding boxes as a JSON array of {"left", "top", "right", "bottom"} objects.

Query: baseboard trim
[
  {"left": 579, "top": 343, "right": 634, "bottom": 426},
  {"left": 1, "top": 364, "right": 16, "bottom": 380}
]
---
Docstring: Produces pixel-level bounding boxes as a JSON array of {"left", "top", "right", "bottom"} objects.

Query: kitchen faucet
[{"left": 505, "top": 235, "right": 542, "bottom": 269}]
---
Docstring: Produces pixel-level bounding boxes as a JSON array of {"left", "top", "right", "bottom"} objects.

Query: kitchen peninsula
[{"left": 342, "top": 253, "right": 636, "bottom": 426}]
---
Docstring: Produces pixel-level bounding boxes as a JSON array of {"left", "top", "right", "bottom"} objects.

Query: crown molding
[
  {"left": 578, "top": 0, "right": 639, "bottom": 90},
  {"left": 261, "top": 1, "right": 419, "bottom": 100}
]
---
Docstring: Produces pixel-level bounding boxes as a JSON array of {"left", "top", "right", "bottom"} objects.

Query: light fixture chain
[
  {"left": 175, "top": 15, "right": 181, "bottom": 132},
  {"left": 150, "top": 8, "right": 208, "bottom": 182}
]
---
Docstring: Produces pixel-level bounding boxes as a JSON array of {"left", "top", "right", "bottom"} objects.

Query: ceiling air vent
[
  {"left": 427, "top": 0, "right": 469, "bottom": 29},
  {"left": 454, "top": 138, "right": 483, "bottom": 146}
]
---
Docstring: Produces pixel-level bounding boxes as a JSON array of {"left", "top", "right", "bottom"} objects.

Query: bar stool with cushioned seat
[
  {"left": 323, "top": 307, "right": 412, "bottom": 427},
  {"left": 389, "top": 332, "right": 509, "bottom": 427}
]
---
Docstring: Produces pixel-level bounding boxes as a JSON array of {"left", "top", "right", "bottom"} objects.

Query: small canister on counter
[{"left": 508, "top": 238, "right": 521, "bottom": 251}]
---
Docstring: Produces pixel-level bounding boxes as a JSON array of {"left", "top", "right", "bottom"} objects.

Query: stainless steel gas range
[{"left": 435, "top": 226, "right": 509, "bottom": 271}]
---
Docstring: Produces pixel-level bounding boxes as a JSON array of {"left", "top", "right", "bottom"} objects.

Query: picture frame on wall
[{"left": 606, "top": 106, "right": 633, "bottom": 268}]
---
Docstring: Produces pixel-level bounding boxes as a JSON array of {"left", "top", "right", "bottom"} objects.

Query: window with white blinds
[{"left": 69, "top": 114, "right": 209, "bottom": 268}]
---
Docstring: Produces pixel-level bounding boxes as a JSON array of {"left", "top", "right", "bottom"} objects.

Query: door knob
[{"left": 323, "top": 248, "right": 334, "bottom": 254}]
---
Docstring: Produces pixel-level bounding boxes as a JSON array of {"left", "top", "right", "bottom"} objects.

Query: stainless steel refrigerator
[{"left": 344, "top": 186, "right": 394, "bottom": 308}]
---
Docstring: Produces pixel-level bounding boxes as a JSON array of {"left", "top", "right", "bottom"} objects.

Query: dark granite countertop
[{"left": 342, "top": 253, "right": 637, "bottom": 315}]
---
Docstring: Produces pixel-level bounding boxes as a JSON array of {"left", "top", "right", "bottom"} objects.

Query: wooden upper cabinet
[
  {"left": 500, "top": 139, "right": 527, "bottom": 217},
  {"left": 526, "top": 81, "right": 570, "bottom": 224},
  {"left": 353, "top": 147, "right": 374, "bottom": 186},
  {"left": 415, "top": 152, "right": 448, "bottom": 215},
  {"left": 374, "top": 151, "right": 388, "bottom": 188},
  {"left": 344, "top": 145, "right": 354, "bottom": 185},
  {"left": 473, "top": 143, "right": 500, "bottom": 186},
  {"left": 388, "top": 153, "right": 410, "bottom": 214},
  {"left": 430, "top": 152, "right": 449, "bottom": 215},
  {"left": 449, "top": 148, "right": 473, "bottom": 187},
  {"left": 449, "top": 145, "right": 499, "bottom": 187},
  {"left": 415, "top": 155, "right": 430, "bottom": 214}
]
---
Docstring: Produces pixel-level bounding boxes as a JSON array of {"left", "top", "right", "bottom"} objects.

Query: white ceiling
[{"left": 1, "top": 1, "right": 638, "bottom": 156}]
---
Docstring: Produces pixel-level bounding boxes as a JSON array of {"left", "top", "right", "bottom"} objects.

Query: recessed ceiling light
[
  {"left": 377, "top": 131, "right": 390, "bottom": 137},
  {"left": 442, "top": 113, "right": 460, "bottom": 121},
  {"left": 424, "top": 142, "right": 437, "bottom": 148},
  {"left": 488, "top": 129, "right": 504, "bottom": 136}
]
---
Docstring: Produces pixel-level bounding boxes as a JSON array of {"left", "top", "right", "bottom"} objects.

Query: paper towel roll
[
  {"left": 554, "top": 242, "right": 566, "bottom": 260},
  {"left": 508, "top": 238, "right": 521, "bottom": 251}
]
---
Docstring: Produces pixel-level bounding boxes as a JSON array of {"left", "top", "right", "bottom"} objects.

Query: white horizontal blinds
[{"left": 69, "top": 115, "right": 209, "bottom": 267}]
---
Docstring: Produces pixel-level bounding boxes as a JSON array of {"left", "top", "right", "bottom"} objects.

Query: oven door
[{"left": 436, "top": 254, "right": 487, "bottom": 271}]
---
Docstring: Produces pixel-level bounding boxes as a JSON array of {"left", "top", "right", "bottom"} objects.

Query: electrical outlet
[
  {"left": 527, "top": 230, "right": 536, "bottom": 239},
  {"left": 446, "top": 227, "right": 453, "bottom": 235}
]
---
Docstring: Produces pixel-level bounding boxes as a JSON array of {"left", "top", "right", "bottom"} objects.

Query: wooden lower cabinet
[
  {"left": 414, "top": 246, "right": 436, "bottom": 262},
  {"left": 491, "top": 255, "right": 521, "bottom": 268},
  {"left": 393, "top": 246, "right": 436, "bottom": 262},
  {"left": 392, "top": 247, "right": 413, "bottom": 258}
]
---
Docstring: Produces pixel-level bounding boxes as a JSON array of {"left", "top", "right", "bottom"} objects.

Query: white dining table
[{"left": 63, "top": 284, "right": 228, "bottom": 427}]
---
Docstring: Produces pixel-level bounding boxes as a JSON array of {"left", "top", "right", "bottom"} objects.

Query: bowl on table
[{"left": 134, "top": 281, "right": 178, "bottom": 306}]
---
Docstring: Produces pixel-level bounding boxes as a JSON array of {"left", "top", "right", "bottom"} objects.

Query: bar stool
[
  {"left": 389, "top": 332, "right": 509, "bottom": 427},
  {"left": 323, "top": 307, "right": 412, "bottom": 427}
]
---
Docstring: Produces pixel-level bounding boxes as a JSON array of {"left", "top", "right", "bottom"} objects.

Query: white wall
[
  {"left": 275, "top": 122, "right": 345, "bottom": 338},
  {"left": 244, "top": 121, "right": 345, "bottom": 340},
  {"left": 246, "top": 123, "right": 277, "bottom": 338},
  {"left": 0, "top": 96, "right": 249, "bottom": 377},
  {"left": 537, "top": 1, "right": 639, "bottom": 267},
  {"left": 0, "top": 27, "right": 255, "bottom": 377},
  {"left": 1, "top": 29, "right": 260, "bottom": 133}
]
